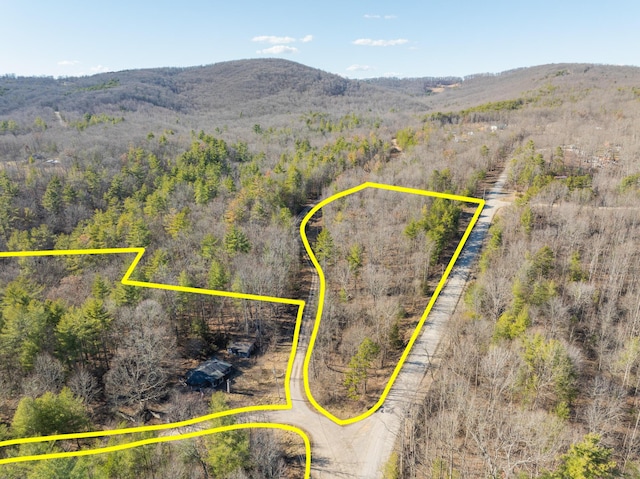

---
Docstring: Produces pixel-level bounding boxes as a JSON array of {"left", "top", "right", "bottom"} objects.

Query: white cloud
[
  {"left": 346, "top": 64, "right": 374, "bottom": 72},
  {"left": 364, "top": 14, "right": 397, "bottom": 19},
  {"left": 90, "top": 65, "right": 110, "bottom": 73},
  {"left": 252, "top": 35, "right": 296, "bottom": 44},
  {"left": 256, "top": 45, "right": 299, "bottom": 55},
  {"left": 300, "top": 34, "right": 313, "bottom": 43},
  {"left": 353, "top": 38, "right": 409, "bottom": 47},
  {"left": 58, "top": 60, "right": 79, "bottom": 66}
]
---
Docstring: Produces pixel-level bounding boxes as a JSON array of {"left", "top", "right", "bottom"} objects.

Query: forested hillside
[
  {"left": 394, "top": 69, "right": 640, "bottom": 478},
  {"left": 1, "top": 59, "right": 640, "bottom": 478},
  {"left": 0, "top": 59, "right": 420, "bottom": 478}
]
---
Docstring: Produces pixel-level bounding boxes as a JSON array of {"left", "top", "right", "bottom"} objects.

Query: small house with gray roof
[
  {"left": 227, "top": 341, "right": 257, "bottom": 358},
  {"left": 185, "top": 358, "right": 232, "bottom": 388}
]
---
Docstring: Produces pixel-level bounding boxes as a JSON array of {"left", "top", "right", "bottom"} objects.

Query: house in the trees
[
  {"left": 227, "top": 341, "right": 257, "bottom": 358},
  {"left": 185, "top": 358, "right": 232, "bottom": 388}
]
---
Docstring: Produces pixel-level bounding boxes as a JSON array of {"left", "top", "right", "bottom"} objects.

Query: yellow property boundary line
[
  {"left": 0, "top": 422, "right": 311, "bottom": 477},
  {"left": 0, "top": 181, "right": 484, "bottom": 474},
  {"left": 0, "top": 247, "right": 308, "bottom": 470},
  {"left": 300, "top": 181, "right": 484, "bottom": 425}
]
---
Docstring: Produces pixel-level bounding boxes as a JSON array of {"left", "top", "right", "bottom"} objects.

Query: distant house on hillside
[
  {"left": 185, "top": 358, "right": 232, "bottom": 388},
  {"left": 227, "top": 341, "right": 257, "bottom": 358}
]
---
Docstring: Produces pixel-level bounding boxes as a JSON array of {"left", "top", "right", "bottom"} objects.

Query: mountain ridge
[
  {"left": 0, "top": 59, "right": 404, "bottom": 117},
  {"left": 2, "top": 59, "right": 640, "bottom": 120}
]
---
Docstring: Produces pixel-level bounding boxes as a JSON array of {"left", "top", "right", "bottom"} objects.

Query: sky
[{"left": 2, "top": 0, "right": 640, "bottom": 79}]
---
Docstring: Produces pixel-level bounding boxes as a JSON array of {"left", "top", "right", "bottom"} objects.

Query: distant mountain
[
  {"left": 0, "top": 59, "right": 422, "bottom": 118},
  {"left": 2, "top": 59, "right": 640, "bottom": 121},
  {"left": 416, "top": 63, "right": 640, "bottom": 111}
]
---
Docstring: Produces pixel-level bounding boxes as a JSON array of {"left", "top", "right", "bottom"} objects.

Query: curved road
[{"left": 250, "top": 172, "right": 510, "bottom": 478}]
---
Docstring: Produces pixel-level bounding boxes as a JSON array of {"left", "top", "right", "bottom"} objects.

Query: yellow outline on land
[
  {"left": 0, "top": 248, "right": 308, "bottom": 474},
  {"left": 299, "top": 181, "right": 484, "bottom": 425},
  {"left": 0, "top": 181, "right": 484, "bottom": 473},
  {"left": 0, "top": 422, "right": 311, "bottom": 478}
]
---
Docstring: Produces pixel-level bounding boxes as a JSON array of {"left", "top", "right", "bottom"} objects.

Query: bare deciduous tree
[
  {"left": 68, "top": 366, "right": 99, "bottom": 404},
  {"left": 21, "top": 353, "right": 65, "bottom": 397},
  {"left": 105, "top": 300, "right": 176, "bottom": 407}
]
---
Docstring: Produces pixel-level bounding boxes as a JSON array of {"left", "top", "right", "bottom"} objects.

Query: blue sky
[{"left": 2, "top": 0, "right": 639, "bottom": 79}]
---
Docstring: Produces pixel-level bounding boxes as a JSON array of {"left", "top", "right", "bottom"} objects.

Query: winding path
[
  {"left": 0, "top": 173, "right": 509, "bottom": 477},
  {"left": 253, "top": 171, "right": 511, "bottom": 477},
  {"left": 54, "top": 111, "right": 67, "bottom": 127}
]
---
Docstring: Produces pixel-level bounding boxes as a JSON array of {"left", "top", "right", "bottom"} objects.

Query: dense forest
[{"left": 1, "top": 59, "right": 640, "bottom": 477}]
